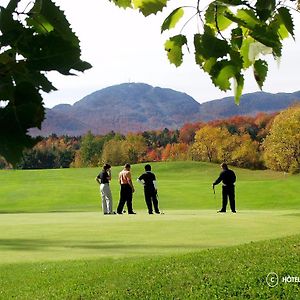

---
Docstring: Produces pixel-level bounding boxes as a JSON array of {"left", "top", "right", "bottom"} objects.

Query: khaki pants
[{"left": 100, "top": 183, "right": 113, "bottom": 214}]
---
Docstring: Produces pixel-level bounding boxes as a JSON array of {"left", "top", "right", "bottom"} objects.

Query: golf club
[{"left": 213, "top": 185, "right": 218, "bottom": 211}]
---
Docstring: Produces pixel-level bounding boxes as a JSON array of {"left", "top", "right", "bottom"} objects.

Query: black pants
[
  {"left": 221, "top": 186, "right": 236, "bottom": 212},
  {"left": 144, "top": 188, "right": 159, "bottom": 213},
  {"left": 117, "top": 184, "right": 134, "bottom": 214}
]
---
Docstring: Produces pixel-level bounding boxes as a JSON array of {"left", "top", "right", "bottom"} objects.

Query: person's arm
[
  {"left": 153, "top": 180, "right": 157, "bottom": 191},
  {"left": 232, "top": 171, "right": 236, "bottom": 184},
  {"left": 137, "top": 174, "right": 145, "bottom": 186},
  {"left": 95, "top": 175, "right": 100, "bottom": 184},
  {"left": 213, "top": 172, "right": 223, "bottom": 186},
  {"left": 107, "top": 169, "right": 112, "bottom": 181},
  {"left": 127, "top": 172, "right": 135, "bottom": 192},
  {"left": 137, "top": 178, "right": 145, "bottom": 185},
  {"left": 153, "top": 174, "right": 157, "bottom": 191}
]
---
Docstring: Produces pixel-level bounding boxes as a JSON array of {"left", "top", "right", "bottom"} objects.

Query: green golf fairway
[
  {"left": 0, "top": 210, "right": 299, "bottom": 264},
  {"left": 0, "top": 161, "right": 299, "bottom": 212}
]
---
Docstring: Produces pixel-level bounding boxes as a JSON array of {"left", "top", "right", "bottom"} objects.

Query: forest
[{"left": 1, "top": 105, "right": 299, "bottom": 173}]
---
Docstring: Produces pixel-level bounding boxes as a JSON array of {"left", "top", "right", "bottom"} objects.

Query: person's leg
[
  {"left": 104, "top": 184, "right": 113, "bottom": 213},
  {"left": 221, "top": 186, "right": 228, "bottom": 212},
  {"left": 152, "top": 191, "right": 160, "bottom": 213},
  {"left": 229, "top": 186, "right": 236, "bottom": 212},
  {"left": 117, "top": 185, "right": 126, "bottom": 214},
  {"left": 126, "top": 186, "right": 134, "bottom": 214},
  {"left": 144, "top": 189, "right": 153, "bottom": 213},
  {"left": 100, "top": 184, "right": 108, "bottom": 214}
]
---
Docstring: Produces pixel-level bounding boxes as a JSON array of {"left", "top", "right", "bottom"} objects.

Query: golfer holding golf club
[{"left": 213, "top": 163, "right": 237, "bottom": 213}]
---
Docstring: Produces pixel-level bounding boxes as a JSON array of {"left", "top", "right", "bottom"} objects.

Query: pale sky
[{"left": 5, "top": 0, "right": 300, "bottom": 107}]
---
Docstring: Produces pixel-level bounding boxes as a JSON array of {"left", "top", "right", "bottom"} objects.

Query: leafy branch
[
  {"left": 110, "top": 0, "right": 299, "bottom": 104},
  {"left": 0, "top": 0, "right": 91, "bottom": 164}
]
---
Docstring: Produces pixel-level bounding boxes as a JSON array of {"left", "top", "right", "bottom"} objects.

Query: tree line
[{"left": 1, "top": 105, "right": 299, "bottom": 173}]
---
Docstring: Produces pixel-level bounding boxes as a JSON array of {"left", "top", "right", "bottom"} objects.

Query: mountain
[{"left": 31, "top": 83, "right": 300, "bottom": 136}]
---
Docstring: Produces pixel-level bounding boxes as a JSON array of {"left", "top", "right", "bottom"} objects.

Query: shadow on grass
[
  {"left": 282, "top": 212, "right": 300, "bottom": 217},
  {"left": 0, "top": 238, "right": 205, "bottom": 251}
]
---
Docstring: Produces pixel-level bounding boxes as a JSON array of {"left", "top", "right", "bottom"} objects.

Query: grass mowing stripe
[
  {"left": 0, "top": 210, "right": 299, "bottom": 264},
  {"left": 0, "top": 234, "right": 299, "bottom": 299}
]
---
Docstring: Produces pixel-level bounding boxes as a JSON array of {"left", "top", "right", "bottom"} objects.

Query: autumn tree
[
  {"left": 146, "top": 148, "right": 162, "bottom": 162},
  {"left": 162, "top": 143, "right": 190, "bottom": 161},
  {"left": 231, "top": 134, "right": 262, "bottom": 169},
  {"left": 179, "top": 122, "right": 204, "bottom": 144},
  {"left": 126, "top": 133, "right": 147, "bottom": 164},
  {"left": 263, "top": 106, "right": 300, "bottom": 173},
  {"left": 191, "top": 125, "right": 230, "bottom": 162},
  {"left": 77, "top": 131, "right": 105, "bottom": 167},
  {"left": 101, "top": 139, "right": 129, "bottom": 166},
  {"left": 18, "top": 135, "right": 79, "bottom": 169}
]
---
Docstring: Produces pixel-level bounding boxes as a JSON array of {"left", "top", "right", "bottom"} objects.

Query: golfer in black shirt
[
  {"left": 213, "top": 163, "right": 236, "bottom": 213},
  {"left": 137, "top": 164, "right": 160, "bottom": 214}
]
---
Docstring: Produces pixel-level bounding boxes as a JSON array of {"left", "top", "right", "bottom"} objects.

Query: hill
[{"left": 31, "top": 83, "right": 300, "bottom": 136}]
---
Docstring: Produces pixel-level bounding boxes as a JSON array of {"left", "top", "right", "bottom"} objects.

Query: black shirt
[
  {"left": 214, "top": 169, "right": 236, "bottom": 186},
  {"left": 138, "top": 171, "right": 156, "bottom": 190},
  {"left": 97, "top": 171, "right": 109, "bottom": 184}
]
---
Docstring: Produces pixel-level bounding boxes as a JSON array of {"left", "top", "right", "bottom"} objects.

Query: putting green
[{"left": 0, "top": 209, "right": 299, "bottom": 264}]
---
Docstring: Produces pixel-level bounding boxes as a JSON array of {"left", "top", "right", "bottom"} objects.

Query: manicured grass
[
  {"left": 0, "top": 210, "right": 300, "bottom": 265},
  {"left": 0, "top": 234, "right": 299, "bottom": 299},
  {"left": 0, "top": 161, "right": 299, "bottom": 213},
  {"left": 0, "top": 162, "right": 299, "bottom": 299}
]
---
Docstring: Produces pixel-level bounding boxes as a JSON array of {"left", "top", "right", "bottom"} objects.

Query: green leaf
[
  {"left": 278, "top": 7, "right": 294, "bottom": 39},
  {"left": 229, "top": 49, "right": 243, "bottom": 70},
  {"left": 194, "top": 34, "right": 204, "bottom": 66},
  {"left": 194, "top": 26, "right": 230, "bottom": 62},
  {"left": 109, "top": 0, "right": 132, "bottom": 8},
  {"left": 13, "top": 82, "right": 45, "bottom": 128},
  {"left": 133, "top": 0, "right": 168, "bottom": 16},
  {"left": 161, "top": 7, "right": 184, "bottom": 33},
  {"left": 270, "top": 14, "right": 289, "bottom": 40},
  {"left": 250, "top": 24, "right": 282, "bottom": 57},
  {"left": 254, "top": 59, "right": 268, "bottom": 90},
  {"left": 205, "top": 3, "right": 233, "bottom": 32},
  {"left": 231, "top": 27, "right": 243, "bottom": 50},
  {"left": 217, "top": 0, "right": 244, "bottom": 5},
  {"left": 0, "top": 6, "right": 25, "bottom": 45},
  {"left": 240, "top": 37, "right": 253, "bottom": 68},
  {"left": 164, "top": 34, "right": 187, "bottom": 67},
  {"left": 233, "top": 73, "right": 244, "bottom": 104},
  {"left": 28, "top": 0, "right": 79, "bottom": 47},
  {"left": 255, "top": 0, "right": 275, "bottom": 22},
  {"left": 236, "top": 9, "right": 260, "bottom": 29},
  {"left": 203, "top": 58, "right": 217, "bottom": 73},
  {"left": 6, "top": 0, "right": 20, "bottom": 12},
  {"left": 26, "top": 14, "right": 54, "bottom": 34},
  {"left": 0, "top": 125, "right": 39, "bottom": 166},
  {"left": 0, "top": 82, "right": 44, "bottom": 165},
  {"left": 210, "top": 60, "right": 237, "bottom": 91},
  {"left": 248, "top": 41, "right": 272, "bottom": 63},
  {"left": 26, "top": 32, "right": 91, "bottom": 74},
  {"left": 0, "top": 65, "right": 14, "bottom": 100}
]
